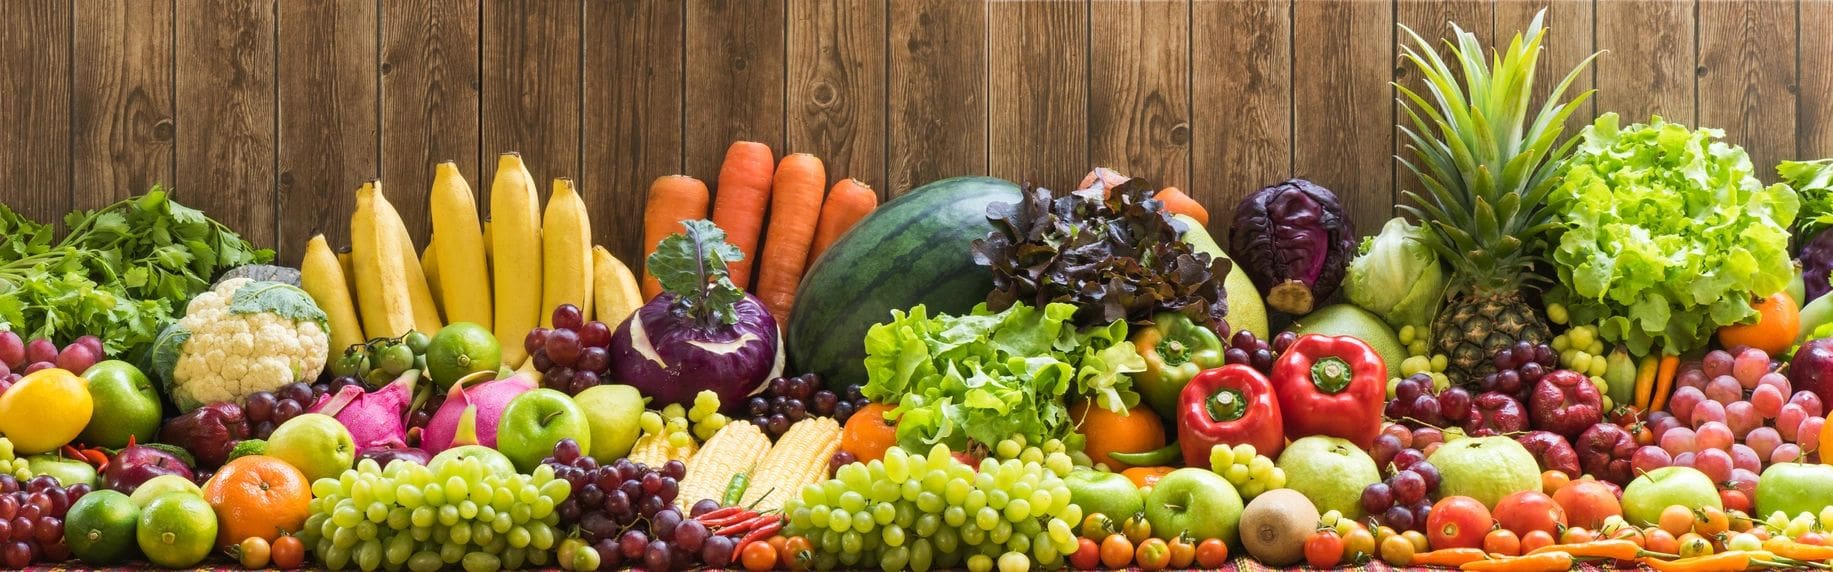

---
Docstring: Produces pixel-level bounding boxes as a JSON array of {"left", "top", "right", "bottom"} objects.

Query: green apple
[
  {"left": 265, "top": 413, "right": 357, "bottom": 482},
  {"left": 26, "top": 452, "right": 98, "bottom": 487},
  {"left": 572, "top": 384, "right": 645, "bottom": 463},
  {"left": 496, "top": 389, "right": 593, "bottom": 472},
  {"left": 129, "top": 475, "right": 203, "bottom": 508},
  {"left": 1428, "top": 436, "right": 1540, "bottom": 509},
  {"left": 431, "top": 445, "right": 518, "bottom": 476},
  {"left": 1064, "top": 469, "right": 1144, "bottom": 522},
  {"left": 1144, "top": 468, "right": 1244, "bottom": 544},
  {"left": 78, "top": 360, "right": 162, "bottom": 448},
  {"left": 1276, "top": 436, "right": 1381, "bottom": 520},
  {"left": 1757, "top": 463, "right": 1833, "bottom": 518},
  {"left": 1623, "top": 467, "right": 1721, "bottom": 526}
]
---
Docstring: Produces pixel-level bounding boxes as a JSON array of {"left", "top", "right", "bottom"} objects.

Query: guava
[
  {"left": 1275, "top": 436, "right": 1380, "bottom": 520},
  {"left": 1427, "top": 436, "right": 1540, "bottom": 509}
]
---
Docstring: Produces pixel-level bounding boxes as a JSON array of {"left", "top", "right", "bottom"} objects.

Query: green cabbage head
[{"left": 1346, "top": 217, "right": 1447, "bottom": 330}]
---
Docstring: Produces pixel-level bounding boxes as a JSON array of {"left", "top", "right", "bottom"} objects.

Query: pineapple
[{"left": 1394, "top": 11, "right": 1597, "bottom": 385}]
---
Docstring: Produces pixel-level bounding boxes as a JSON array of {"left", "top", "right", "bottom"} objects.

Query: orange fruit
[
  {"left": 1069, "top": 401, "right": 1166, "bottom": 470},
  {"left": 201, "top": 455, "right": 312, "bottom": 548},
  {"left": 840, "top": 403, "right": 899, "bottom": 462},
  {"left": 1717, "top": 292, "right": 1799, "bottom": 355},
  {"left": 1121, "top": 466, "right": 1175, "bottom": 490}
]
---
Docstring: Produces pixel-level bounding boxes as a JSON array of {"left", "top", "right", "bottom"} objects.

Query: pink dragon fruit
[
  {"left": 311, "top": 369, "right": 418, "bottom": 450},
  {"left": 421, "top": 372, "right": 537, "bottom": 453}
]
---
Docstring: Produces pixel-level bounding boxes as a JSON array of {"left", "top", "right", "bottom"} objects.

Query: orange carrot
[
  {"left": 641, "top": 175, "right": 710, "bottom": 300},
  {"left": 711, "top": 141, "right": 776, "bottom": 290},
  {"left": 1650, "top": 354, "right": 1681, "bottom": 412},
  {"left": 806, "top": 178, "right": 878, "bottom": 265},
  {"left": 754, "top": 153, "right": 826, "bottom": 323},
  {"left": 1154, "top": 187, "right": 1209, "bottom": 226}
]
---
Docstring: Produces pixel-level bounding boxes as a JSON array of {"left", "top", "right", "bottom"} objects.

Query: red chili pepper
[
  {"left": 694, "top": 506, "right": 746, "bottom": 523},
  {"left": 732, "top": 520, "right": 785, "bottom": 555},
  {"left": 719, "top": 514, "right": 782, "bottom": 537},
  {"left": 1177, "top": 364, "right": 1286, "bottom": 465},
  {"left": 702, "top": 510, "right": 762, "bottom": 529},
  {"left": 1270, "top": 334, "right": 1386, "bottom": 448}
]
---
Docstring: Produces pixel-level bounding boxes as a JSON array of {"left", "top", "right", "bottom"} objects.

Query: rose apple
[
  {"left": 1529, "top": 370, "right": 1604, "bottom": 439},
  {"left": 1464, "top": 392, "right": 1529, "bottom": 436},
  {"left": 1515, "top": 431, "right": 1580, "bottom": 476},
  {"left": 1573, "top": 423, "right": 1637, "bottom": 485}
]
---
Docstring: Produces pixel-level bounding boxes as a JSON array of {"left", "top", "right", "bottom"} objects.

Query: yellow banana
[
  {"left": 352, "top": 181, "right": 416, "bottom": 337},
  {"left": 336, "top": 246, "right": 357, "bottom": 297},
  {"left": 541, "top": 178, "right": 593, "bottom": 325},
  {"left": 482, "top": 219, "right": 494, "bottom": 272},
  {"left": 491, "top": 153, "right": 543, "bottom": 366},
  {"left": 593, "top": 245, "right": 643, "bottom": 327},
  {"left": 422, "top": 241, "right": 443, "bottom": 314},
  {"left": 429, "top": 161, "right": 493, "bottom": 328},
  {"left": 370, "top": 182, "right": 444, "bottom": 334},
  {"left": 302, "top": 233, "right": 365, "bottom": 352}
]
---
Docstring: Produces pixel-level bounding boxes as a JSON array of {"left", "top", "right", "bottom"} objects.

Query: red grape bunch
[
  {"left": 747, "top": 375, "right": 866, "bottom": 438},
  {"left": 1222, "top": 331, "right": 1297, "bottom": 375},
  {"left": 0, "top": 332, "right": 103, "bottom": 395},
  {"left": 0, "top": 474, "right": 91, "bottom": 567},
  {"left": 542, "top": 439, "right": 739, "bottom": 570},
  {"left": 1385, "top": 373, "right": 1474, "bottom": 431},
  {"left": 1478, "top": 341, "right": 1559, "bottom": 402},
  {"left": 1361, "top": 427, "right": 1444, "bottom": 534},
  {"left": 525, "top": 304, "right": 613, "bottom": 395},
  {"left": 243, "top": 380, "right": 354, "bottom": 439}
]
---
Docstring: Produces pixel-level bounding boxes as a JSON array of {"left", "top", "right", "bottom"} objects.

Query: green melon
[{"left": 787, "top": 176, "right": 1021, "bottom": 390}]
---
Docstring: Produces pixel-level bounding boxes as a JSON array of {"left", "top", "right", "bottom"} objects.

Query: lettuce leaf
[
  {"left": 861, "top": 302, "right": 1144, "bottom": 451},
  {"left": 1547, "top": 114, "right": 1798, "bottom": 355}
]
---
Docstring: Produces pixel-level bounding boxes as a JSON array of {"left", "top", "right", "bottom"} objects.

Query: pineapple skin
[{"left": 1433, "top": 291, "right": 1552, "bottom": 386}]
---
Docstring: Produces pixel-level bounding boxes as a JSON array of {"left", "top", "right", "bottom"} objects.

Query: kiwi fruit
[{"left": 1239, "top": 488, "right": 1321, "bottom": 566}]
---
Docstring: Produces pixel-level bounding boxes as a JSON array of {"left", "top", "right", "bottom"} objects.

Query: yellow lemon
[{"left": 0, "top": 368, "right": 93, "bottom": 454}]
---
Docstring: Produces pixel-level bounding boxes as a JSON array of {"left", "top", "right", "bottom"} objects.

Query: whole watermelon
[{"left": 787, "top": 176, "right": 1021, "bottom": 390}]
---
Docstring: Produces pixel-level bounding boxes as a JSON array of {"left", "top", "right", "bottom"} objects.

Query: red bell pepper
[
  {"left": 1178, "top": 364, "right": 1286, "bottom": 467},
  {"left": 1270, "top": 334, "right": 1386, "bottom": 448}
]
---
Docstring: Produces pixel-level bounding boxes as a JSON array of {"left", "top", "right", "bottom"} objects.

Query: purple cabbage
[
  {"left": 1228, "top": 179, "right": 1357, "bottom": 315},
  {"left": 1801, "top": 228, "right": 1833, "bottom": 302}
]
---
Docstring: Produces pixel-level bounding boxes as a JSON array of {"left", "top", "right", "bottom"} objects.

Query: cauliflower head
[{"left": 151, "top": 277, "right": 330, "bottom": 411}]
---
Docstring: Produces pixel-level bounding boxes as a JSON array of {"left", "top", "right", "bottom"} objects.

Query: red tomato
[
  {"left": 1494, "top": 491, "right": 1567, "bottom": 537},
  {"left": 1167, "top": 536, "right": 1196, "bottom": 568},
  {"left": 1100, "top": 534, "right": 1135, "bottom": 569},
  {"left": 1645, "top": 529, "right": 1680, "bottom": 555},
  {"left": 1552, "top": 480, "right": 1623, "bottom": 530},
  {"left": 741, "top": 541, "right": 779, "bottom": 572},
  {"left": 1560, "top": 526, "right": 1596, "bottom": 545},
  {"left": 1304, "top": 529, "right": 1345, "bottom": 568},
  {"left": 1069, "top": 537, "right": 1101, "bottom": 570},
  {"left": 1521, "top": 529, "right": 1557, "bottom": 554},
  {"left": 1134, "top": 538, "right": 1171, "bottom": 571},
  {"left": 1426, "top": 496, "right": 1493, "bottom": 550},
  {"left": 1720, "top": 489, "right": 1752, "bottom": 513},
  {"left": 1483, "top": 528, "right": 1522, "bottom": 556},
  {"left": 1194, "top": 538, "right": 1229, "bottom": 568}
]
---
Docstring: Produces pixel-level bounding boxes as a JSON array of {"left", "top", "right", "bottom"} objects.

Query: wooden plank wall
[{"left": 3, "top": 0, "right": 1827, "bottom": 265}]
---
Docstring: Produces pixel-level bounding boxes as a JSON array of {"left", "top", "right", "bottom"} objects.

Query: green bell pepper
[{"left": 1131, "top": 312, "right": 1225, "bottom": 418}]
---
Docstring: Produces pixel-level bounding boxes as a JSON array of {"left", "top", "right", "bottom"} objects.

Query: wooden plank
[
  {"left": 1805, "top": 0, "right": 1833, "bottom": 159},
  {"left": 381, "top": 0, "right": 480, "bottom": 244},
  {"left": 987, "top": 0, "right": 1088, "bottom": 189},
  {"left": 276, "top": 0, "right": 378, "bottom": 261},
  {"left": 175, "top": 0, "right": 276, "bottom": 247},
  {"left": 0, "top": 0, "right": 70, "bottom": 223},
  {"left": 1699, "top": 0, "right": 1796, "bottom": 171},
  {"left": 1191, "top": 0, "right": 1289, "bottom": 235},
  {"left": 71, "top": 0, "right": 173, "bottom": 208},
  {"left": 482, "top": 0, "right": 582, "bottom": 196},
  {"left": 1394, "top": 0, "right": 1491, "bottom": 225},
  {"left": 1293, "top": 0, "right": 1392, "bottom": 234},
  {"left": 886, "top": 0, "right": 985, "bottom": 196},
  {"left": 787, "top": 0, "right": 887, "bottom": 191},
  {"left": 582, "top": 0, "right": 685, "bottom": 264},
  {"left": 1595, "top": 0, "right": 1694, "bottom": 124},
  {"left": 1088, "top": 0, "right": 1190, "bottom": 191},
  {"left": 1495, "top": 0, "right": 1596, "bottom": 121},
  {"left": 685, "top": 0, "right": 787, "bottom": 180}
]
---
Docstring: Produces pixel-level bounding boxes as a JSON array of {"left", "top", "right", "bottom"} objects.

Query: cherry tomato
[
  {"left": 1694, "top": 506, "right": 1730, "bottom": 536},
  {"left": 1122, "top": 515, "right": 1153, "bottom": 544},
  {"left": 1380, "top": 533, "right": 1417, "bottom": 566},
  {"left": 1167, "top": 535, "right": 1196, "bottom": 568},
  {"left": 1080, "top": 513, "right": 1113, "bottom": 539},
  {"left": 782, "top": 536, "right": 815, "bottom": 571},
  {"left": 270, "top": 535, "right": 305, "bottom": 570},
  {"left": 1134, "top": 537, "right": 1171, "bottom": 571},
  {"left": 741, "top": 541, "right": 779, "bottom": 571},
  {"left": 1194, "top": 538, "right": 1229, "bottom": 568},
  {"left": 1427, "top": 496, "right": 1493, "bottom": 549},
  {"left": 1520, "top": 529, "right": 1557, "bottom": 554},
  {"left": 1678, "top": 533, "right": 1714, "bottom": 558},
  {"left": 1658, "top": 505, "right": 1695, "bottom": 536},
  {"left": 765, "top": 536, "right": 791, "bottom": 569},
  {"left": 1727, "top": 509, "right": 1753, "bottom": 533},
  {"left": 1719, "top": 489, "right": 1752, "bottom": 514},
  {"left": 1494, "top": 491, "right": 1567, "bottom": 537},
  {"left": 1561, "top": 526, "right": 1596, "bottom": 545},
  {"left": 1305, "top": 529, "right": 1345, "bottom": 568},
  {"left": 1540, "top": 470, "right": 1571, "bottom": 495},
  {"left": 1643, "top": 528, "right": 1679, "bottom": 554},
  {"left": 1483, "top": 528, "right": 1522, "bottom": 557},
  {"left": 1342, "top": 526, "right": 1377, "bottom": 562},
  {"left": 1401, "top": 530, "right": 1429, "bottom": 553},
  {"left": 1100, "top": 534, "right": 1135, "bottom": 569},
  {"left": 1069, "top": 537, "right": 1101, "bottom": 570},
  {"left": 236, "top": 536, "right": 272, "bottom": 569}
]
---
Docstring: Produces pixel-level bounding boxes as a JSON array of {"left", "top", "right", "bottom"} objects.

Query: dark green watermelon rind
[{"left": 786, "top": 176, "right": 1022, "bottom": 390}]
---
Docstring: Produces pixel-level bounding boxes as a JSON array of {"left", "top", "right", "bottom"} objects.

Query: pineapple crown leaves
[{"left": 1393, "top": 10, "right": 1599, "bottom": 293}]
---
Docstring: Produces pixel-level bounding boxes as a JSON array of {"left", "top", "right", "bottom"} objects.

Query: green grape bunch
[
  {"left": 1208, "top": 444, "right": 1286, "bottom": 500},
  {"left": 301, "top": 456, "right": 570, "bottom": 571}
]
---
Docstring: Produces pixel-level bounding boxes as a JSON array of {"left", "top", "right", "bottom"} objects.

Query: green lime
[
  {"left": 136, "top": 493, "right": 218, "bottom": 568},
  {"left": 129, "top": 475, "right": 203, "bottom": 508},
  {"left": 426, "top": 323, "right": 503, "bottom": 388},
  {"left": 66, "top": 489, "right": 141, "bottom": 565}
]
